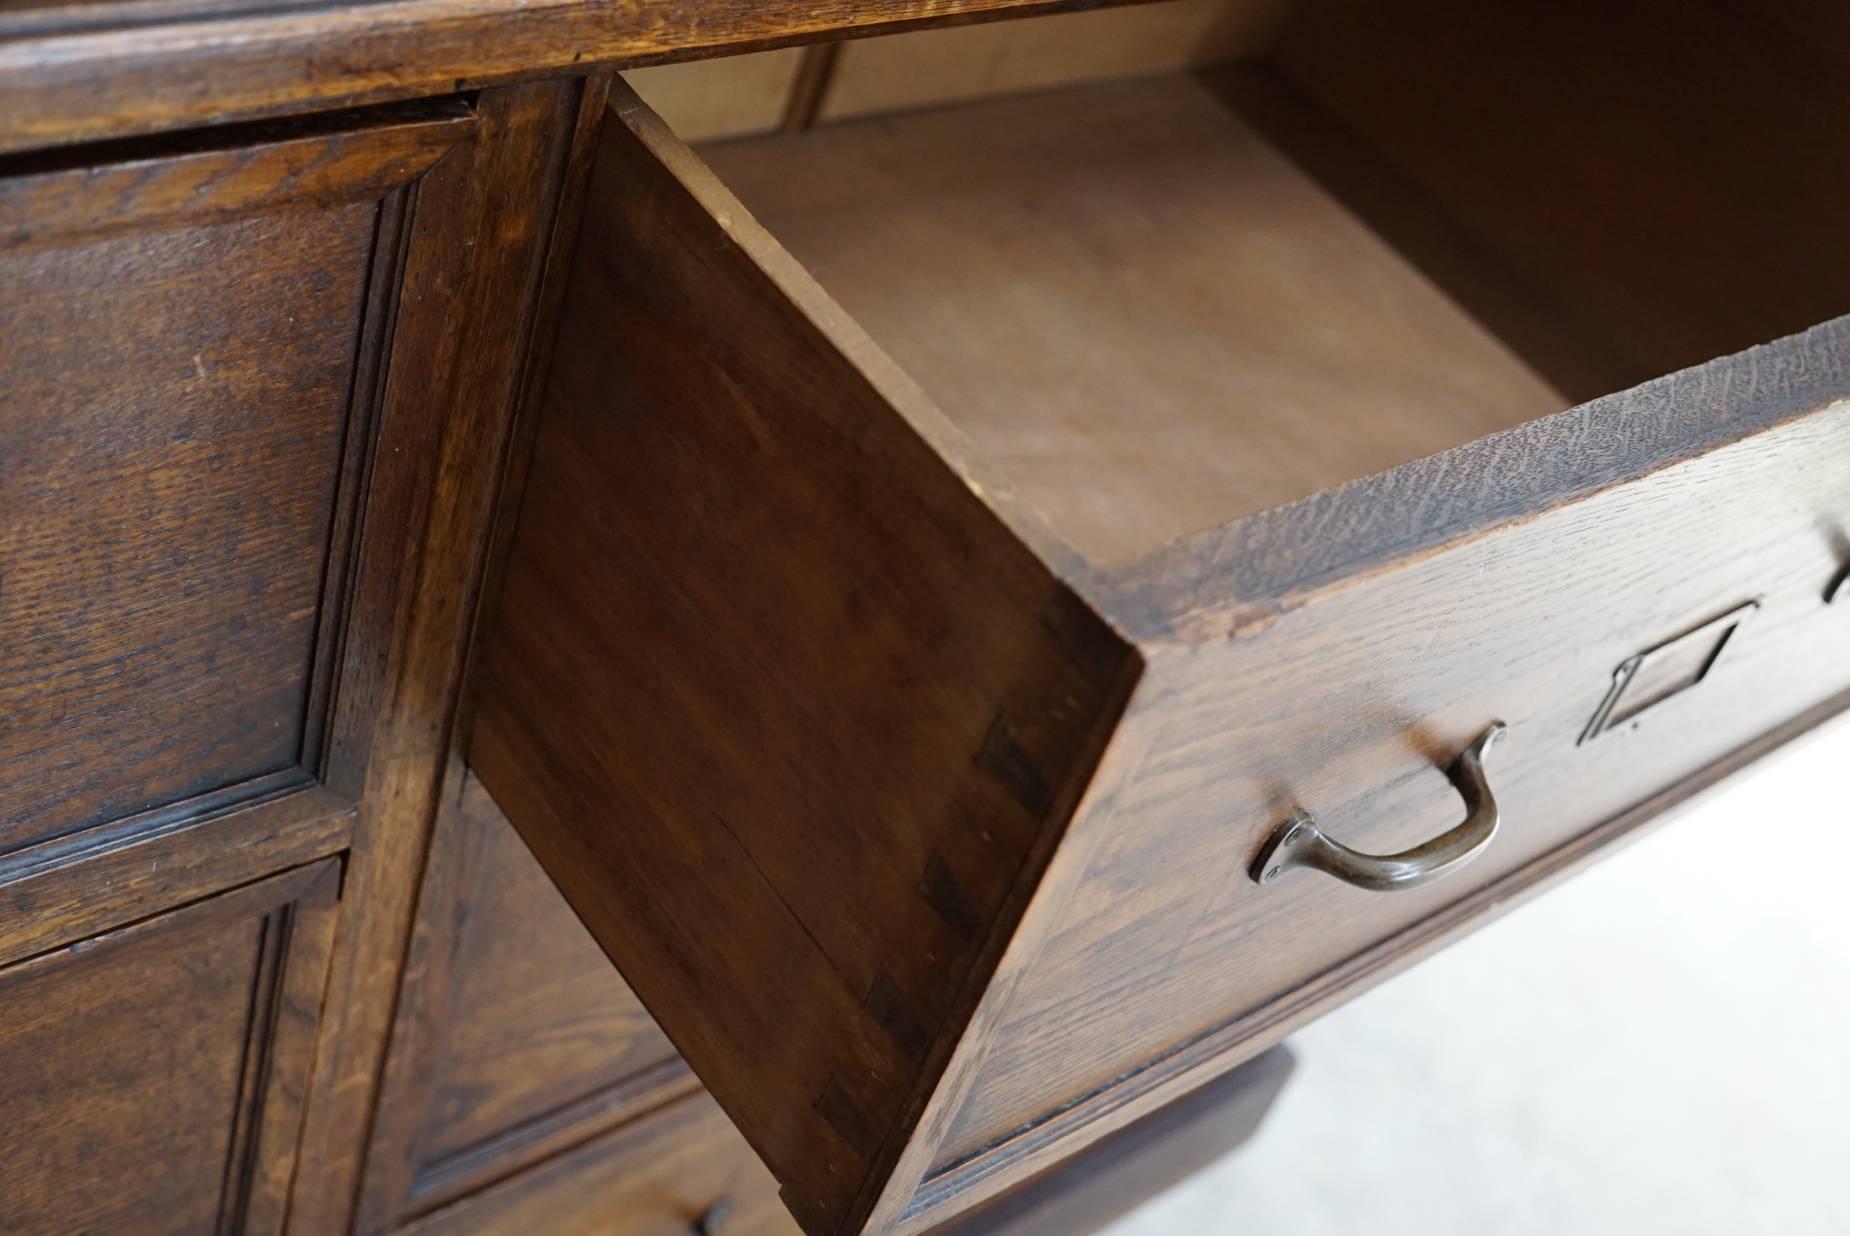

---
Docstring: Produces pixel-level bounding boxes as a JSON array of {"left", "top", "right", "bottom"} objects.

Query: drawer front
[
  {"left": 468, "top": 81, "right": 1850, "bottom": 1236},
  {"left": 0, "top": 101, "right": 473, "bottom": 857},
  {"left": 936, "top": 370, "right": 1850, "bottom": 1174}
]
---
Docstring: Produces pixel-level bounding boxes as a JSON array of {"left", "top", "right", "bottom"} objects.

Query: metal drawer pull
[{"left": 1251, "top": 722, "right": 1508, "bottom": 892}]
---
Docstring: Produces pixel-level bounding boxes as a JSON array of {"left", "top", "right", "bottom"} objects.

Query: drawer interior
[
  {"left": 655, "top": 0, "right": 1850, "bottom": 567},
  {"left": 479, "top": 6, "right": 1850, "bottom": 1233}
]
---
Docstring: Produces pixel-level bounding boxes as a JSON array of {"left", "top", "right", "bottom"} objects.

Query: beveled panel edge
[
  {"left": 0, "top": 781, "right": 353, "bottom": 968},
  {"left": 897, "top": 687, "right": 1850, "bottom": 1228},
  {"left": 404, "top": 1057, "right": 700, "bottom": 1217},
  {"left": 396, "top": 1089, "right": 784, "bottom": 1236},
  {"left": 1085, "top": 315, "right": 1850, "bottom": 646},
  {"left": 287, "top": 79, "right": 590, "bottom": 1236},
  {"left": 0, "top": 110, "right": 445, "bottom": 866},
  {"left": 0, "top": 94, "right": 474, "bottom": 250},
  {"left": 220, "top": 858, "right": 345, "bottom": 1234}
]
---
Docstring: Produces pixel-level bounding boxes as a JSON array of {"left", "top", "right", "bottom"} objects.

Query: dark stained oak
[
  {"left": 471, "top": 15, "right": 1850, "bottom": 1229},
  {"left": 0, "top": 98, "right": 472, "bottom": 861},
  {"left": 469, "top": 78, "right": 1137, "bottom": 1236},
  {"left": 0, "top": 860, "right": 339, "bottom": 1235},
  {"left": 0, "top": 0, "right": 1151, "bottom": 156},
  {"left": 9, "top": 1, "right": 1850, "bottom": 1232},
  {"left": 0, "top": 786, "right": 352, "bottom": 967},
  {"left": 0, "top": 75, "right": 607, "bottom": 1233},
  {"left": 0, "top": 97, "right": 471, "bottom": 251},
  {"left": 401, "top": 1091, "right": 801, "bottom": 1236},
  {"left": 285, "top": 77, "right": 596, "bottom": 1235},
  {"left": 411, "top": 780, "right": 688, "bottom": 1190},
  {"left": 0, "top": 24, "right": 686, "bottom": 1236},
  {"left": 0, "top": 204, "right": 361, "bottom": 853},
  {"left": 359, "top": 771, "right": 694, "bottom": 1228}
]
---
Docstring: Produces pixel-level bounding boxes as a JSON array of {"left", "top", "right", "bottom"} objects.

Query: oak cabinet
[
  {"left": 5, "top": 1, "right": 1849, "bottom": 1233},
  {"left": 365, "top": 776, "right": 795, "bottom": 1235},
  {"left": 0, "top": 77, "right": 600, "bottom": 1236}
]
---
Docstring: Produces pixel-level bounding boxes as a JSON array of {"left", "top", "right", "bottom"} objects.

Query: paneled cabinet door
[
  {"left": 354, "top": 773, "right": 694, "bottom": 1230},
  {"left": 0, "top": 861, "right": 340, "bottom": 1236}
]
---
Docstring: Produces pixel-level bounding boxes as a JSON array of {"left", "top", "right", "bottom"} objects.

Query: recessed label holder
[{"left": 1579, "top": 600, "right": 1760, "bottom": 744}]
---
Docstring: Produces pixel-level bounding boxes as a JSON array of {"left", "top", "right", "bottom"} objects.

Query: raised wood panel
[
  {"left": 0, "top": 860, "right": 339, "bottom": 1235},
  {"left": 0, "top": 208, "right": 365, "bottom": 850},
  {"left": 0, "top": 100, "right": 471, "bottom": 860},
  {"left": 405, "top": 776, "right": 689, "bottom": 1211},
  {"left": 403, "top": 1092, "right": 799, "bottom": 1236}
]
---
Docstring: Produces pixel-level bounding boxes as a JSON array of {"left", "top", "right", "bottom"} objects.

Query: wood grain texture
[
  {"left": 928, "top": 1045, "right": 1293, "bottom": 1236},
  {"left": 0, "top": 0, "right": 331, "bottom": 39},
  {"left": 701, "top": 73, "right": 1566, "bottom": 566},
  {"left": 0, "top": 97, "right": 471, "bottom": 252},
  {"left": 469, "top": 82, "right": 1136, "bottom": 1236},
  {"left": 0, "top": 860, "right": 339, "bottom": 1236},
  {"left": 0, "top": 105, "right": 459, "bottom": 862},
  {"left": 401, "top": 1091, "right": 800, "bottom": 1236},
  {"left": 412, "top": 778, "right": 684, "bottom": 1179},
  {"left": 360, "top": 771, "right": 693, "bottom": 1227},
  {"left": 932, "top": 368, "right": 1850, "bottom": 1184},
  {"left": 908, "top": 688, "right": 1850, "bottom": 1226},
  {"left": 351, "top": 76, "right": 661, "bottom": 1234},
  {"left": 283, "top": 78, "right": 589, "bottom": 1234},
  {"left": 0, "top": 0, "right": 1157, "bottom": 155},
  {"left": 0, "top": 785, "right": 351, "bottom": 968},
  {"left": 0, "top": 94, "right": 503, "bottom": 1233},
  {"left": 477, "top": 17, "right": 1850, "bottom": 1227},
  {"left": 1091, "top": 316, "right": 1850, "bottom": 641}
]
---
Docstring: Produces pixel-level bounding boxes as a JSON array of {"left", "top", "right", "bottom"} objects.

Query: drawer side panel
[{"left": 468, "top": 86, "right": 1135, "bottom": 1236}]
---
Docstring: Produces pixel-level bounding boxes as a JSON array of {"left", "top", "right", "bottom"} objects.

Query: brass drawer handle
[{"left": 1251, "top": 722, "right": 1508, "bottom": 892}]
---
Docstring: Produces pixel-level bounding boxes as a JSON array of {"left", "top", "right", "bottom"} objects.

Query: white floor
[{"left": 1101, "top": 718, "right": 1850, "bottom": 1236}]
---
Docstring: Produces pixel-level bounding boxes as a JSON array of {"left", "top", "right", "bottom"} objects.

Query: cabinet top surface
[{"left": 0, "top": 0, "right": 1097, "bottom": 155}]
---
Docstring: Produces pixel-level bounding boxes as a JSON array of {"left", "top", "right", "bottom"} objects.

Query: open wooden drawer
[{"left": 468, "top": 4, "right": 1850, "bottom": 1232}]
